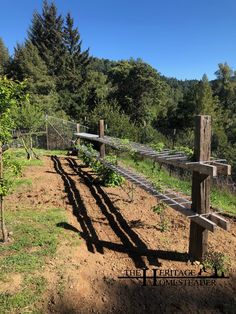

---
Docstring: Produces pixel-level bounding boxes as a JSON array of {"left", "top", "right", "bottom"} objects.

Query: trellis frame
[{"left": 75, "top": 115, "right": 231, "bottom": 261}]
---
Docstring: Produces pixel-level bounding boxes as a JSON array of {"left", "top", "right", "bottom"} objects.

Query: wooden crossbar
[
  {"left": 75, "top": 132, "right": 230, "bottom": 177},
  {"left": 78, "top": 145, "right": 218, "bottom": 233}
]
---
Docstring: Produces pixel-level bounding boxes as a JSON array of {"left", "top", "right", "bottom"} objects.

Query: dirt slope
[{"left": 7, "top": 155, "right": 236, "bottom": 313}]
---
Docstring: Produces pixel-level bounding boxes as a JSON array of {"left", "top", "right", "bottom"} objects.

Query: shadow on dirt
[
  {"left": 49, "top": 275, "right": 236, "bottom": 314},
  {"left": 51, "top": 156, "right": 189, "bottom": 268}
]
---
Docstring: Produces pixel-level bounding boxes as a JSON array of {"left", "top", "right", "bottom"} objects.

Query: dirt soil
[{"left": 6, "top": 156, "right": 236, "bottom": 313}]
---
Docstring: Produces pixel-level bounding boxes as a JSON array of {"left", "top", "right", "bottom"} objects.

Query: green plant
[
  {"left": 202, "top": 251, "right": 231, "bottom": 276},
  {"left": 78, "top": 145, "right": 124, "bottom": 187},
  {"left": 96, "top": 155, "right": 124, "bottom": 187},
  {"left": 151, "top": 142, "right": 165, "bottom": 152},
  {"left": 170, "top": 145, "right": 194, "bottom": 159},
  {"left": 77, "top": 144, "right": 98, "bottom": 168},
  {"left": 152, "top": 201, "right": 169, "bottom": 232}
]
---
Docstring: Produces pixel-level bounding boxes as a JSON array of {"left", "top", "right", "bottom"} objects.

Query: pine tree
[
  {"left": 10, "top": 42, "right": 59, "bottom": 113},
  {"left": 195, "top": 74, "right": 218, "bottom": 117},
  {"left": 0, "top": 38, "right": 9, "bottom": 75},
  {"left": 61, "top": 13, "right": 90, "bottom": 91},
  {"left": 28, "top": 0, "right": 65, "bottom": 76}
]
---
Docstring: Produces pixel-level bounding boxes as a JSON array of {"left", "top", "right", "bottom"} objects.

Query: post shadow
[
  {"left": 67, "top": 157, "right": 188, "bottom": 267},
  {"left": 51, "top": 155, "right": 103, "bottom": 254}
]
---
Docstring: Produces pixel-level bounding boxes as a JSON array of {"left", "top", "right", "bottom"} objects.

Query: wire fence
[{"left": 11, "top": 115, "right": 89, "bottom": 151}]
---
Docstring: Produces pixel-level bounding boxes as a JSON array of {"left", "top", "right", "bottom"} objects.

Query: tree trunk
[
  {"left": 30, "top": 135, "right": 40, "bottom": 160},
  {"left": 21, "top": 137, "right": 31, "bottom": 160},
  {"left": 0, "top": 146, "right": 8, "bottom": 242}
]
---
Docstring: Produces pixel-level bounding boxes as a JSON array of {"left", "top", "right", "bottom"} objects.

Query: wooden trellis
[{"left": 75, "top": 116, "right": 231, "bottom": 261}]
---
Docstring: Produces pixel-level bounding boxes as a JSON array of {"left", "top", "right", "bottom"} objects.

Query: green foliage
[
  {"left": 0, "top": 207, "right": 67, "bottom": 313},
  {"left": 109, "top": 59, "right": 169, "bottom": 125},
  {"left": 0, "top": 0, "right": 236, "bottom": 182},
  {"left": 0, "top": 154, "right": 22, "bottom": 196},
  {"left": 0, "top": 208, "right": 67, "bottom": 269},
  {"left": 78, "top": 144, "right": 98, "bottom": 168},
  {"left": 88, "top": 101, "right": 138, "bottom": 140},
  {"left": 15, "top": 102, "right": 44, "bottom": 132},
  {"left": 152, "top": 201, "right": 169, "bottom": 232},
  {"left": 96, "top": 155, "right": 125, "bottom": 187},
  {"left": 121, "top": 155, "right": 236, "bottom": 215},
  {"left": 0, "top": 275, "right": 46, "bottom": 312},
  {"left": 0, "top": 77, "right": 28, "bottom": 144},
  {"left": 151, "top": 142, "right": 165, "bottom": 152},
  {"left": 78, "top": 144, "right": 124, "bottom": 187},
  {"left": 171, "top": 145, "right": 194, "bottom": 159},
  {"left": 202, "top": 251, "right": 231, "bottom": 276},
  {"left": 0, "top": 38, "right": 9, "bottom": 75}
]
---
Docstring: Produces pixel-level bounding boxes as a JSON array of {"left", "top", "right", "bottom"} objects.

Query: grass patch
[
  {"left": 120, "top": 156, "right": 236, "bottom": 216},
  {"left": 13, "top": 178, "right": 33, "bottom": 192},
  {"left": 34, "top": 148, "right": 68, "bottom": 156},
  {"left": 0, "top": 207, "right": 69, "bottom": 313},
  {"left": 0, "top": 275, "right": 46, "bottom": 313},
  {"left": 5, "top": 149, "right": 44, "bottom": 168}
]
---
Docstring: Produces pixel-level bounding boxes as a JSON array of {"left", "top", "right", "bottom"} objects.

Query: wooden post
[
  {"left": 46, "top": 115, "right": 49, "bottom": 150},
  {"left": 99, "top": 119, "right": 105, "bottom": 158},
  {"left": 76, "top": 123, "right": 80, "bottom": 146},
  {"left": 189, "top": 115, "right": 211, "bottom": 261},
  {"left": 0, "top": 146, "right": 8, "bottom": 242}
]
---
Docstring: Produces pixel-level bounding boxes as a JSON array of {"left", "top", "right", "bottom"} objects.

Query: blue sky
[{"left": 0, "top": 0, "right": 235, "bottom": 80}]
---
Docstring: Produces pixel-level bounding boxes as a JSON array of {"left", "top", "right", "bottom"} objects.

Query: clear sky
[{"left": 0, "top": 0, "right": 236, "bottom": 80}]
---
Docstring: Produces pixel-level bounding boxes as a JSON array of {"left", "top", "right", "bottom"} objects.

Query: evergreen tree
[
  {"left": 213, "top": 62, "right": 236, "bottom": 112},
  {"left": 28, "top": 0, "right": 65, "bottom": 76},
  {"left": 0, "top": 38, "right": 9, "bottom": 75},
  {"left": 109, "top": 59, "right": 168, "bottom": 125},
  {"left": 195, "top": 74, "right": 218, "bottom": 116},
  {"left": 10, "top": 42, "right": 59, "bottom": 113},
  {"left": 60, "top": 13, "right": 90, "bottom": 92}
]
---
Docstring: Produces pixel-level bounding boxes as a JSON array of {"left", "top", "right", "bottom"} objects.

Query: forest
[{"left": 0, "top": 0, "right": 236, "bottom": 179}]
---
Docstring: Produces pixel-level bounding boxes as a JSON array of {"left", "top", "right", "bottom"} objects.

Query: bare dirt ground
[{"left": 6, "top": 155, "right": 236, "bottom": 313}]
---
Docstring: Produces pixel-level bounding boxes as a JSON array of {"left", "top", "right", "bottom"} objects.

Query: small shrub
[
  {"left": 152, "top": 201, "right": 169, "bottom": 232},
  {"left": 151, "top": 142, "right": 165, "bottom": 152},
  {"left": 78, "top": 145, "right": 124, "bottom": 187},
  {"left": 202, "top": 250, "right": 231, "bottom": 276},
  {"left": 96, "top": 155, "right": 124, "bottom": 187}
]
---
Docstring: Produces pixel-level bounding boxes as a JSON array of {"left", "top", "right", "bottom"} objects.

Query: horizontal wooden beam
[
  {"left": 191, "top": 215, "right": 217, "bottom": 232},
  {"left": 210, "top": 162, "right": 231, "bottom": 176},
  {"left": 75, "top": 133, "right": 231, "bottom": 177},
  {"left": 208, "top": 213, "right": 230, "bottom": 231}
]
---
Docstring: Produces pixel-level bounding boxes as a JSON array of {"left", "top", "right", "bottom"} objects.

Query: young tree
[
  {"left": 0, "top": 77, "right": 26, "bottom": 242},
  {"left": 14, "top": 102, "right": 44, "bottom": 160}
]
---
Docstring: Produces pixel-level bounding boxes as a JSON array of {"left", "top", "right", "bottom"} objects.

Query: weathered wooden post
[
  {"left": 0, "top": 146, "right": 8, "bottom": 242},
  {"left": 76, "top": 123, "right": 80, "bottom": 146},
  {"left": 46, "top": 115, "right": 49, "bottom": 150},
  {"left": 99, "top": 119, "right": 105, "bottom": 158},
  {"left": 189, "top": 115, "right": 211, "bottom": 261}
]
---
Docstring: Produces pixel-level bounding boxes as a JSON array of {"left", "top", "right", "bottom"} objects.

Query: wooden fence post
[
  {"left": 99, "top": 119, "right": 105, "bottom": 158},
  {"left": 76, "top": 123, "right": 80, "bottom": 146},
  {"left": 46, "top": 115, "right": 49, "bottom": 150},
  {"left": 0, "top": 146, "right": 8, "bottom": 242},
  {"left": 189, "top": 115, "right": 211, "bottom": 261}
]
